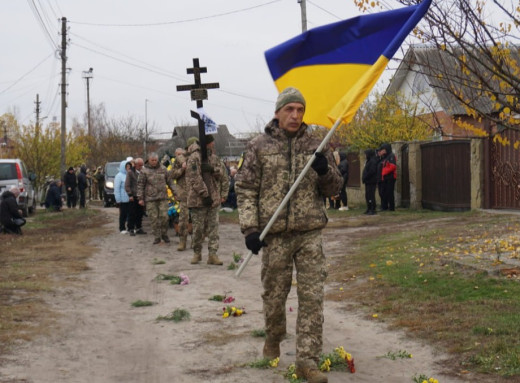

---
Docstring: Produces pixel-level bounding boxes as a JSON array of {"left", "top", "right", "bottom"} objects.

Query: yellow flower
[
  {"left": 269, "top": 357, "right": 279, "bottom": 367},
  {"left": 291, "top": 373, "right": 298, "bottom": 379},
  {"left": 222, "top": 312, "right": 229, "bottom": 318},
  {"left": 320, "top": 358, "right": 331, "bottom": 372},
  {"left": 236, "top": 309, "right": 243, "bottom": 316},
  {"left": 372, "top": 313, "right": 378, "bottom": 318},
  {"left": 231, "top": 306, "right": 236, "bottom": 312}
]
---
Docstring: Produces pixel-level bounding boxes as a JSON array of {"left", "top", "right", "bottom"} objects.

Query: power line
[
  {"left": 72, "top": 42, "right": 186, "bottom": 81},
  {"left": 217, "top": 89, "right": 272, "bottom": 104},
  {"left": 26, "top": 0, "right": 58, "bottom": 51},
  {"left": 0, "top": 53, "right": 54, "bottom": 96},
  {"left": 71, "top": 37, "right": 272, "bottom": 105},
  {"left": 45, "top": 0, "right": 59, "bottom": 20},
  {"left": 307, "top": 0, "right": 342, "bottom": 20},
  {"left": 68, "top": 0, "right": 282, "bottom": 27},
  {"left": 70, "top": 32, "right": 188, "bottom": 81}
]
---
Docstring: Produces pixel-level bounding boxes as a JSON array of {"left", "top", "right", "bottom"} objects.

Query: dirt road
[{"left": 1, "top": 208, "right": 469, "bottom": 382}]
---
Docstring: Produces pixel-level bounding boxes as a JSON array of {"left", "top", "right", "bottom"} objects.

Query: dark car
[{"left": 103, "top": 161, "right": 120, "bottom": 207}]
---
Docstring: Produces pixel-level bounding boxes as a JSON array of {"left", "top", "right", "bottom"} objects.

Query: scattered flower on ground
[
  {"left": 222, "top": 305, "right": 245, "bottom": 318},
  {"left": 223, "top": 296, "right": 235, "bottom": 303},
  {"left": 269, "top": 357, "right": 279, "bottom": 368},
  {"left": 180, "top": 273, "right": 189, "bottom": 285},
  {"left": 318, "top": 346, "right": 355, "bottom": 374}
]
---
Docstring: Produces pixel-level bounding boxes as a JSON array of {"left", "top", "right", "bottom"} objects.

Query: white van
[{"left": 0, "top": 159, "right": 36, "bottom": 217}]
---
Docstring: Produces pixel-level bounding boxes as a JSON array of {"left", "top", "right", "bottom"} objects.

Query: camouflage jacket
[
  {"left": 185, "top": 143, "right": 229, "bottom": 208},
  {"left": 137, "top": 162, "right": 174, "bottom": 202},
  {"left": 170, "top": 151, "right": 187, "bottom": 202},
  {"left": 235, "top": 119, "right": 343, "bottom": 236}
]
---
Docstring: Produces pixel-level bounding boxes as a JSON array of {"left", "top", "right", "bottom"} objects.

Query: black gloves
[
  {"left": 311, "top": 152, "right": 329, "bottom": 176},
  {"left": 245, "top": 232, "right": 267, "bottom": 255},
  {"left": 202, "top": 196, "right": 213, "bottom": 207},
  {"left": 201, "top": 163, "right": 214, "bottom": 173}
]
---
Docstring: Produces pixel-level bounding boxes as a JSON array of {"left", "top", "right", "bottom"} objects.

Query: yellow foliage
[{"left": 335, "top": 91, "right": 432, "bottom": 150}]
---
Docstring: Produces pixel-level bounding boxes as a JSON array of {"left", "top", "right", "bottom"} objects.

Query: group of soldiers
[{"left": 134, "top": 134, "right": 229, "bottom": 266}]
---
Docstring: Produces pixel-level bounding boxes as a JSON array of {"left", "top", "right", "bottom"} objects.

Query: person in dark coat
[
  {"left": 63, "top": 166, "right": 78, "bottom": 208},
  {"left": 77, "top": 165, "right": 88, "bottom": 208},
  {"left": 0, "top": 187, "right": 26, "bottom": 234},
  {"left": 335, "top": 152, "right": 349, "bottom": 210},
  {"left": 362, "top": 149, "right": 379, "bottom": 215},
  {"left": 45, "top": 180, "right": 63, "bottom": 211},
  {"left": 378, "top": 143, "right": 397, "bottom": 211}
]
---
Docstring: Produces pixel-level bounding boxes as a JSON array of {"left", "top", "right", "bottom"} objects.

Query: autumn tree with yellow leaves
[
  {"left": 14, "top": 120, "right": 90, "bottom": 193},
  {"left": 336, "top": 91, "right": 433, "bottom": 150},
  {"left": 354, "top": 0, "right": 520, "bottom": 146}
]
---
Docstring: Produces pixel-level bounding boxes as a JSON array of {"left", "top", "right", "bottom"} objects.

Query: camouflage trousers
[
  {"left": 190, "top": 206, "right": 219, "bottom": 255},
  {"left": 177, "top": 200, "right": 189, "bottom": 236},
  {"left": 146, "top": 199, "right": 169, "bottom": 239},
  {"left": 261, "top": 229, "right": 326, "bottom": 367}
]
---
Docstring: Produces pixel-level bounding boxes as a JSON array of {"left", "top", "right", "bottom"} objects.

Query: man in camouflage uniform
[
  {"left": 185, "top": 135, "right": 229, "bottom": 265},
  {"left": 170, "top": 147, "right": 189, "bottom": 250},
  {"left": 137, "top": 152, "right": 175, "bottom": 244},
  {"left": 235, "top": 87, "right": 342, "bottom": 383}
]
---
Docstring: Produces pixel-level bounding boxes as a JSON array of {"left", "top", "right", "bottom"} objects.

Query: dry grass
[{"left": 0, "top": 208, "right": 109, "bottom": 355}]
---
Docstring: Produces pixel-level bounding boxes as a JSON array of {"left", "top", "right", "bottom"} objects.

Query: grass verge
[{"left": 327, "top": 210, "right": 520, "bottom": 378}]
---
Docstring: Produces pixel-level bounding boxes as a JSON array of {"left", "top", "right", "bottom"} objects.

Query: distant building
[{"left": 157, "top": 124, "right": 248, "bottom": 163}]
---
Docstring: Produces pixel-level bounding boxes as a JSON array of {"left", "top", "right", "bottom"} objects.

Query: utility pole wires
[{"left": 60, "top": 17, "right": 67, "bottom": 176}]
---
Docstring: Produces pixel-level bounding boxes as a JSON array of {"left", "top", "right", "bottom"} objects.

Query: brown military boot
[
  {"left": 190, "top": 252, "right": 202, "bottom": 264},
  {"left": 177, "top": 235, "right": 187, "bottom": 251},
  {"left": 295, "top": 365, "right": 328, "bottom": 383},
  {"left": 262, "top": 339, "right": 280, "bottom": 360},
  {"left": 207, "top": 254, "right": 223, "bottom": 265}
]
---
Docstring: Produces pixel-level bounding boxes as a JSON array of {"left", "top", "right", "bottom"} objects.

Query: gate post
[
  {"left": 408, "top": 142, "right": 422, "bottom": 209},
  {"left": 470, "top": 138, "right": 484, "bottom": 210}
]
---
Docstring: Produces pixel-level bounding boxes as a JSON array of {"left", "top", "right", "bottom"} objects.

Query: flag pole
[{"left": 235, "top": 116, "right": 343, "bottom": 278}]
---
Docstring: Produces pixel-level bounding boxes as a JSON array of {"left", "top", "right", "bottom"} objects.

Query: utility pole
[
  {"left": 82, "top": 68, "right": 93, "bottom": 136},
  {"left": 60, "top": 17, "right": 67, "bottom": 176},
  {"left": 298, "top": 0, "right": 307, "bottom": 33},
  {"left": 144, "top": 99, "right": 149, "bottom": 159},
  {"left": 35, "top": 94, "right": 41, "bottom": 128}
]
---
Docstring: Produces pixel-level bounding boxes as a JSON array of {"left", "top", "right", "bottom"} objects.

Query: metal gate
[
  {"left": 487, "top": 129, "right": 520, "bottom": 209},
  {"left": 421, "top": 140, "right": 471, "bottom": 211}
]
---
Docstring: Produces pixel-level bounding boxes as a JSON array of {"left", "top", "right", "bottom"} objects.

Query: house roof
[
  {"left": 386, "top": 44, "right": 519, "bottom": 116},
  {"left": 156, "top": 124, "right": 246, "bottom": 158}
]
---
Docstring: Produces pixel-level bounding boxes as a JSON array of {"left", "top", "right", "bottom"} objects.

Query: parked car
[
  {"left": 0, "top": 159, "right": 36, "bottom": 217},
  {"left": 103, "top": 161, "right": 120, "bottom": 207}
]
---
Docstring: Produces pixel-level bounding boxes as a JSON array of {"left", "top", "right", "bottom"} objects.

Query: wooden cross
[{"left": 177, "top": 58, "right": 220, "bottom": 161}]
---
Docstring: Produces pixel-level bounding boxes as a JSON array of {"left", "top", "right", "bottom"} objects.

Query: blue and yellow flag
[{"left": 265, "top": 0, "right": 432, "bottom": 128}]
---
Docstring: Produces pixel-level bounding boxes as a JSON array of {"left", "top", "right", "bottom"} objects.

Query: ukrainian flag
[{"left": 265, "top": 0, "right": 432, "bottom": 128}]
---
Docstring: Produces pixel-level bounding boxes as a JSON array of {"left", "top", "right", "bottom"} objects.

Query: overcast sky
[{"left": 2, "top": 0, "right": 405, "bottom": 138}]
